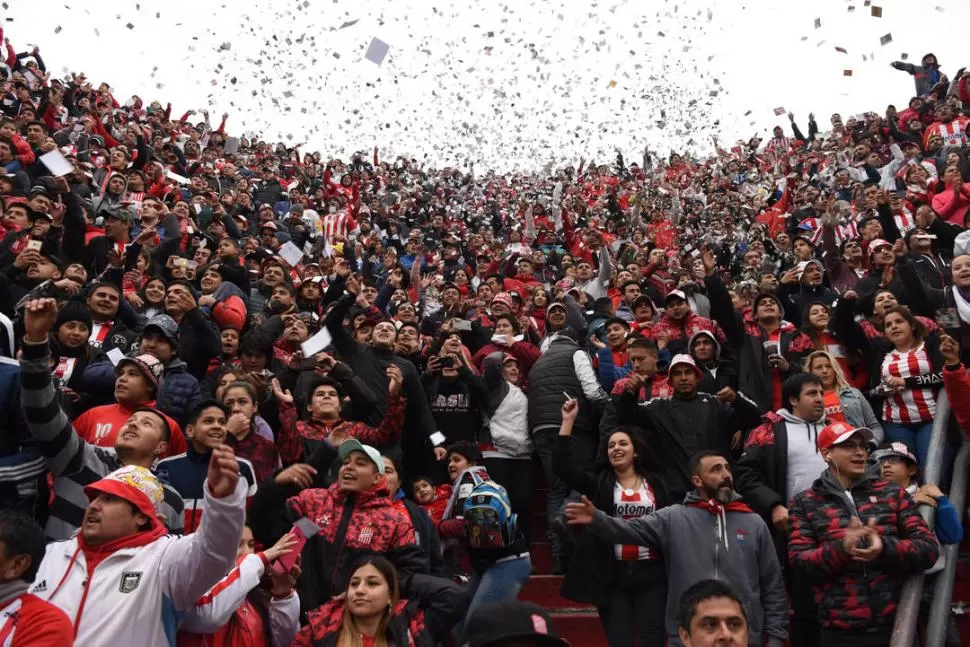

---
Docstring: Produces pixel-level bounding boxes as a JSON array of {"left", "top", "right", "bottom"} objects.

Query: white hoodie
[{"left": 779, "top": 409, "right": 827, "bottom": 501}]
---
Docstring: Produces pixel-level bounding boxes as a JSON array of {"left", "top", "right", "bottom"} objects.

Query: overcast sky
[{"left": 9, "top": 0, "right": 970, "bottom": 169}]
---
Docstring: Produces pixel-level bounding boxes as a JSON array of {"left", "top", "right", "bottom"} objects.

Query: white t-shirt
[
  {"left": 785, "top": 419, "right": 828, "bottom": 501},
  {"left": 613, "top": 480, "right": 658, "bottom": 560}
]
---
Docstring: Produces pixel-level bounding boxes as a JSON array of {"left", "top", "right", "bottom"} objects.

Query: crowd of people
[{"left": 2, "top": 22, "right": 970, "bottom": 647}]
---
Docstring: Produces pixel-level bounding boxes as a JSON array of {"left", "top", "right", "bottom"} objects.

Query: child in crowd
[{"left": 413, "top": 475, "right": 451, "bottom": 524}]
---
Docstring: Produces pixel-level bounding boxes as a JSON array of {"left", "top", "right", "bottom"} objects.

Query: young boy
[
  {"left": 412, "top": 476, "right": 450, "bottom": 524},
  {"left": 874, "top": 442, "right": 963, "bottom": 545}
]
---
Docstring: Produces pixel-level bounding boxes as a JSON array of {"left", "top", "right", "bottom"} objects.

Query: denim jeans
[
  {"left": 533, "top": 428, "right": 596, "bottom": 557},
  {"left": 883, "top": 421, "right": 951, "bottom": 467},
  {"left": 460, "top": 555, "right": 532, "bottom": 632}
]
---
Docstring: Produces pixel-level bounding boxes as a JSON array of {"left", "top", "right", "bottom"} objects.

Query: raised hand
[
  {"left": 564, "top": 495, "right": 597, "bottom": 525},
  {"left": 207, "top": 444, "right": 240, "bottom": 498},
  {"left": 23, "top": 298, "right": 58, "bottom": 343},
  {"left": 386, "top": 365, "right": 404, "bottom": 396},
  {"left": 274, "top": 463, "right": 317, "bottom": 489}
]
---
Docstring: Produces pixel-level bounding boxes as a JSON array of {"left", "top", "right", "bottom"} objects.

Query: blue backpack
[{"left": 462, "top": 480, "right": 517, "bottom": 549}]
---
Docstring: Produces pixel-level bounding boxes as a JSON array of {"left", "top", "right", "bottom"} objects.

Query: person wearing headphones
[{"left": 787, "top": 422, "right": 940, "bottom": 647}]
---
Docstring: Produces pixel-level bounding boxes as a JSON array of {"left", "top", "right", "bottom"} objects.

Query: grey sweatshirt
[{"left": 588, "top": 490, "right": 787, "bottom": 647}]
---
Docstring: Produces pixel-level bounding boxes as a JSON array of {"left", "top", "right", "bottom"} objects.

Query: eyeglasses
[{"left": 835, "top": 441, "right": 870, "bottom": 452}]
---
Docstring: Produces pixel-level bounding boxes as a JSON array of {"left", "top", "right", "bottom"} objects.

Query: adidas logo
[{"left": 32, "top": 580, "right": 47, "bottom": 593}]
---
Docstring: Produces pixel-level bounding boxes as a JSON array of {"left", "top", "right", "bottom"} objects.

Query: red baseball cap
[{"left": 817, "top": 422, "right": 874, "bottom": 451}]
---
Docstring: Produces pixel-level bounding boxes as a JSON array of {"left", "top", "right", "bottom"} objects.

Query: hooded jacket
[
  {"left": 614, "top": 387, "right": 763, "bottom": 503},
  {"left": 788, "top": 469, "right": 939, "bottom": 631},
  {"left": 734, "top": 409, "right": 827, "bottom": 522},
  {"left": 705, "top": 274, "right": 814, "bottom": 411},
  {"left": 587, "top": 490, "right": 787, "bottom": 647},
  {"left": 250, "top": 441, "right": 425, "bottom": 615},
  {"left": 688, "top": 329, "right": 738, "bottom": 396}
]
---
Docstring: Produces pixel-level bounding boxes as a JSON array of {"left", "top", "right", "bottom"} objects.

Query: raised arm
[{"left": 160, "top": 446, "right": 247, "bottom": 611}]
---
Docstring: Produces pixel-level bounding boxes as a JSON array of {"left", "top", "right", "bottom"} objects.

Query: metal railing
[
  {"left": 891, "top": 389, "right": 950, "bottom": 647},
  {"left": 926, "top": 440, "right": 970, "bottom": 646}
]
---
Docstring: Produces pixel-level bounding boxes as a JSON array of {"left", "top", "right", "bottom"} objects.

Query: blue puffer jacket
[{"left": 156, "top": 359, "right": 203, "bottom": 427}]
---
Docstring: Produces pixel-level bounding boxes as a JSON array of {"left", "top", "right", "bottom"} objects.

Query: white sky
[{"left": 10, "top": 0, "right": 970, "bottom": 170}]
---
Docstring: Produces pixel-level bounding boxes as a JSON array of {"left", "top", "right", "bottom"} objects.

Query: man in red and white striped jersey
[{"left": 320, "top": 202, "right": 358, "bottom": 243}]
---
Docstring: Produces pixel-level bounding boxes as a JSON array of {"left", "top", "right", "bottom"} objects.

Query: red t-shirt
[
  {"left": 74, "top": 402, "right": 186, "bottom": 458},
  {"left": 823, "top": 390, "right": 846, "bottom": 423}
]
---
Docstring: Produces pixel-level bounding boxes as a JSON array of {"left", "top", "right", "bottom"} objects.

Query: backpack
[{"left": 462, "top": 480, "right": 517, "bottom": 549}]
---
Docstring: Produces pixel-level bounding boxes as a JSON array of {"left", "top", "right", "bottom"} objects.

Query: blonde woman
[{"left": 804, "top": 350, "right": 884, "bottom": 443}]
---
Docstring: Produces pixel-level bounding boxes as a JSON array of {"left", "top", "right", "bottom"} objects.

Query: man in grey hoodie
[{"left": 566, "top": 450, "right": 787, "bottom": 647}]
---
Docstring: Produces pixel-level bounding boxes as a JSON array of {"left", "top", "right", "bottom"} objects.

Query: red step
[
  {"left": 520, "top": 575, "right": 595, "bottom": 610},
  {"left": 519, "top": 575, "right": 605, "bottom": 646},
  {"left": 529, "top": 540, "right": 554, "bottom": 575},
  {"left": 550, "top": 611, "right": 607, "bottom": 645}
]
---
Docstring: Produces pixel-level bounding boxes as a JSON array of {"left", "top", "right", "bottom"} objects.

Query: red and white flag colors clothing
[
  {"left": 881, "top": 343, "right": 938, "bottom": 424},
  {"left": 88, "top": 321, "right": 113, "bottom": 349},
  {"left": 924, "top": 116, "right": 969, "bottom": 148},
  {"left": 321, "top": 211, "right": 357, "bottom": 243},
  {"left": 613, "top": 480, "right": 658, "bottom": 561}
]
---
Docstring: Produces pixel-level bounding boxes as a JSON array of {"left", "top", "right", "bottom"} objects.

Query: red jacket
[
  {"left": 943, "top": 364, "right": 970, "bottom": 434},
  {"left": 9, "top": 133, "right": 34, "bottom": 168},
  {"left": 276, "top": 394, "right": 405, "bottom": 464},
  {"left": 651, "top": 311, "right": 726, "bottom": 355},
  {"left": 788, "top": 472, "right": 939, "bottom": 631},
  {"left": 0, "top": 593, "right": 73, "bottom": 647}
]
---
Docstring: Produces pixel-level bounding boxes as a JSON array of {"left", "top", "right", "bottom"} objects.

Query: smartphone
[
  {"left": 26, "top": 239, "right": 43, "bottom": 252},
  {"left": 271, "top": 518, "right": 320, "bottom": 575},
  {"left": 453, "top": 319, "right": 472, "bottom": 332},
  {"left": 763, "top": 341, "right": 779, "bottom": 357},
  {"left": 174, "top": 257, "right": 188, "bottom": 268},
  {"left": 439, "top": 356, "right": 455, "bottom": 369}
]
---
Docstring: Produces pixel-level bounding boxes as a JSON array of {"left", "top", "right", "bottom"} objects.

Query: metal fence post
[{"left": 891, "top": 390, "right": 950, "bottom": 646}]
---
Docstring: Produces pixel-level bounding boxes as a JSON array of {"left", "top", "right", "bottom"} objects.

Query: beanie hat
[
  {"left": 84, "top": 465, "right": 164, "bottom": 530},
  {"left": 116, "top": 354, "right": 165, "bottom": 390},
  {"left": 753, "top": 293, "right": 786, "bottom": 319},
  {"left": 55, "top": 299, "right": 93, "bottom": 332},
  {"left": 491, "top": 292, "right": 515, "bottom": 310}
]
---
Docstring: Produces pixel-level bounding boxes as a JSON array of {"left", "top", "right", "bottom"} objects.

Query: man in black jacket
[
  {"left": 163, "top": 281, "right": 223, "bottom": 380},
  {"left": 85, "top": 205, "right": 134, "bottom": 276},
  {"left": 324, "top": 274, "right": 444, "bottom": 482},
  {"left": 252, "top": 166, "right": 286, "bottom": 206},
  {"left": 615, "top": 354, "right": 762, "bottom": 504}
]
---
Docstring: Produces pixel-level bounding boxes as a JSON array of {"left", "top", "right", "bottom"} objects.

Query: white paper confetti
[{"left": 364, "top": 38, "right": 390, "bottom": 65}]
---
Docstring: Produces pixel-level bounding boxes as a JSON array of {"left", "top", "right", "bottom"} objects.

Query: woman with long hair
[
  {"left": 554, "top": 399, "right": 669, "bottom": 647},
  {"left": 293, "top": 557, "right": 467, "bottom": 647},
  {"left": 800, "top": 301, "right": 868, "bottom": 389},
  {"left": 872, "top": 306, "right": 951, "bottom": 468},
  {"left": 803, "top": 350, "right": 883, "bottom": 442},
  {"left": 137, "top": 276, "right": 168, "bottom": 319}
]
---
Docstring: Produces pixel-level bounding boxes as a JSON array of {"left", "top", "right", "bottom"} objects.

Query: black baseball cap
[{"left": 460, "top": 600, "right": 570, "bottom": 647}]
